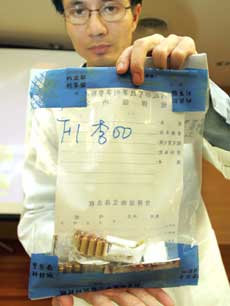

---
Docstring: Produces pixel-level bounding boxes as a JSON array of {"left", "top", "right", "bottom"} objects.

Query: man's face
[{"left": 63, "top": 0, "right": 141, "bottom": 66}]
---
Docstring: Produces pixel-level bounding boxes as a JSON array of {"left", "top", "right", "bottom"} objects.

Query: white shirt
[{"left": 17, "top": 72, "right": 230, "bottom": 306}]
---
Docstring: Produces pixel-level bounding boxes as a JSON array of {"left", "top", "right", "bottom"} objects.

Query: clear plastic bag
[{"left": 26, "top": 55, "right": 209, "bottom": 299}]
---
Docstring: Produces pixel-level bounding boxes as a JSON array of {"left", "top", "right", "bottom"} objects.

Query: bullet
[
  {"left": 87, "top": 236, "right": 97, "bottom": 256},
  {"left": 95, "top": 239, "right": 105, "bottom": 257},
  {"left": 72, "top": 262, "right": 81, "bottom": 273},
  {"left": 58, "top": 263, "right": 65, "bottom": 273},
  {"left": 74, "top": 231, "right": 83, "bottom": 250},
  {"left": 66, "top": 262, "right": 73, "bottom": 273},
  {"left": 102, "top": 241, "right": 109, "bottom": 257},
  {"left": 80, "top": 235, "right": 90, "bottom": 255}
]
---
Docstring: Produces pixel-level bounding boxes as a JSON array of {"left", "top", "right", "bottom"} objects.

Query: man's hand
[
  {"left": 52, "top": 288, "right": 174, "bottom": 306},
  {"left": 116, "top": 34, "right": 197, "bottom": 85}
]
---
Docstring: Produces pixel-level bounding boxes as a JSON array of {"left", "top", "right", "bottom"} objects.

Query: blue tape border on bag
[
  {"left": 28, "top": 243, "right": 198, "bottom": 300},
  {"left": 30, "top": 67, "right": 208, "bottom": 112}
]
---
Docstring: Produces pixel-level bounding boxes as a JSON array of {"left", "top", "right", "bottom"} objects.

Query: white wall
[{"left": 0, "top": 48, "right": 83, "bottom": 214}]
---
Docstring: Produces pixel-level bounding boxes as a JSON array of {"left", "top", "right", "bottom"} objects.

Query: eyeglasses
[{"left": 64, "top": 1, "right": 132, "bottom": 25}]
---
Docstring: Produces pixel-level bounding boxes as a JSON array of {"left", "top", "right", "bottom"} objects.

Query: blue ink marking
[
  {"left": 91, "top": 120, "right": 109, "bottom": 145},
  {"left": 57, "top": 119, "right": 71, "bottom": 143},
  {"left": 113, "top": 126, "right": 132, "bottom": 139},
  {"left": 76, "top": 124, "right": 80, "bottom": 143}
]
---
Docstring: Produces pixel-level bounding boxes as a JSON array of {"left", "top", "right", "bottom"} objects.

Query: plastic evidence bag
[{"left": 27, "top": 56, "right": 209, "bottom": 299}]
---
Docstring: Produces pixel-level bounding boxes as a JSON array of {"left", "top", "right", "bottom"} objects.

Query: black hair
[{"left": 51, "top": 0, "right": 142, "bottom": 14}]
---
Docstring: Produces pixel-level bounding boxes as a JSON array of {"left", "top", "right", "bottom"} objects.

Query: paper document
[{"left": 54, "top": 88, "right": 184, "bottom": 243}]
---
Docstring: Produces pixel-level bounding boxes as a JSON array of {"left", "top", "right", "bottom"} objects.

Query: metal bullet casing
[
  {"left": 72, "top": 262, "right": 81, "bottom": 273},
  {"left": 58, "top": 263, "right": 65, "bottom": 273},
  {"left": 87, "top": 236, "right": 97, "bottom": 256},
  {"left": 58, "top": 262, "right": 81, "bottom": 273},
  {"left": 65, "top": 262, "right": 73, "bottom": 273},
  {"left": 74, "top": 231, "right": 109, "bottom": 258},
  {"left": 95, "top": 239, "right": 105, "bottom": 257},
  {"left": 102, "top": 241, "right": 109, "bottom": 256},
  {"left": 80, "top": 235, "right": 90, "bottom": 255},
  {"left": 81, "top": 263, "right": 106, "bottom": 273},
  {"left": 74, "top": 231, "right": 83, "bottom": 250}
]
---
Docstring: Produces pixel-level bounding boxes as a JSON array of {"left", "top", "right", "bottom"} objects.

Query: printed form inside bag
[{"left": 53, "top": 88, "right": 184, "bottom": 273}]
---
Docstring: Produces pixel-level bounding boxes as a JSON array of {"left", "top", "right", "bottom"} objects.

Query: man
[
  {"left": 51, "top": 2, "right": 195, "bottom": 306},
  {"left": 52, "top": 0, "right": 197, "bottom": 84},
  {"left": 18, "top": 0, "right": 230, "bottom": 305}
]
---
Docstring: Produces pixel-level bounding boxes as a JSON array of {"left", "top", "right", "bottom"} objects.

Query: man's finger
[
  {"left": 169, "top": 36, "right": 197, "bottom": 69},
  {"left": 152, "top": 34, "right": 183, "bottom": 69},
  {"left": 130, "top": 34, "right": 165, "bottom": 85},
  {"left": 52, "top": 295, "right": 74, "bottom": 306},
  {"left": 77, "top": 292, "right": 115, "bottom": 306},
  {"left": 146, "top": 288, "right": 175, "bottom": 306},
  {"left": 127, "top": 288, "right": 159, "bottom": 306},
  {"left": 104, "top": 290, "right": 146, "bottom": 306}
]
